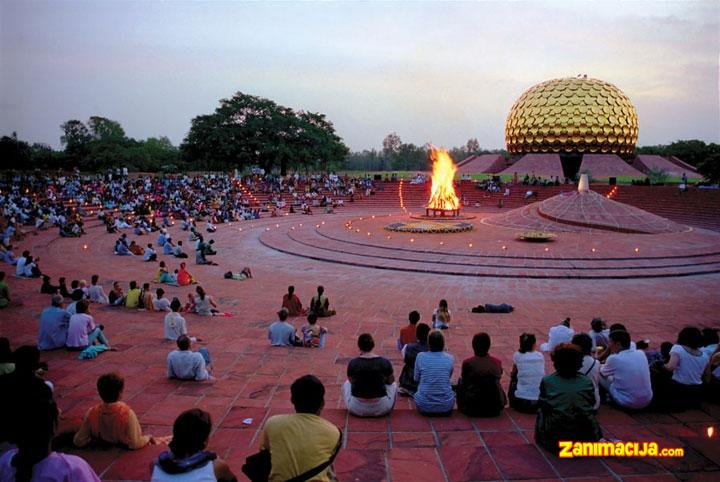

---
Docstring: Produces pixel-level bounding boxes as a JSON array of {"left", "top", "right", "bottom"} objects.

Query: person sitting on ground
[
  {"left": 0, "top": 338, "right": 14, "bottom": 375},
  {"left": 398, "top": 310, "right": 420, "bottom": 349},
  {"left": 572, "top": 333, "right": 601, "bottom": 411},
  {"left": 206, "top": 220, "right": 216, "bottom": 233},
  {"left": 152, "top": 408, "right": 235, "bottom": 482},
  {"left": 157, "top": 229, "right": 167, "bottom": 247},
  {"left": 281, "top": 285, "right": 306, "bottom": 317},
  {"left": 309, "top": 285, "right": 336, "bottom": 317},
  {"left": 144, "top": 243, "right": 157, "bottom": 262},
  {"left": 183, "top": 292, "right": 196, "bottom": 313},
  {"left": 88, "top": 274, "right": 109, "bottom": 304},
  {"left": 22, "top": 255, "right": 41, "bottom": 278},
  {"left": 470, "top": 302, "right": 514, "bottom": 313},
  {"left": 703, "top": 345, "right": 720, "bottom": 401},
  {"left": 73, "top": 372, "right": 157, "bottom": 450},
  {"left": 69, "top": 279, "right": 84, "bottom": 300},
  {"left": 128, "top": 240, "right": 144, "bottom": 256},
  {"left": 509, "top": 333, "right": 545, "bottom": 413},
  {"left": 660, "top": 326, "right": 710, "bottom": 410},
  {"left": 195, "top": 239, "right": 217, "bottom": 266},
  {"left": 167, "top": 335, "right": 212, "bottom": 381},
  {"left": 599, "top": 330, "right": 653, "bottom": 409},
  {"left": 2, "top": 245, "right": 17, "bottom": 265},
  {"left": 162, "top": 237, "right": 175, "bottom": 256},
  {"left": 115, "top": 239, "right": 132, "bottom": 256},
  {"left": 398, "top": 323, "right": 430, "bottom": 395},
  {"left": 342, "top": 333, "right": 396, "bottom": 417},
  {"left": 414, "top": 330, "right": 455, "bottom": 416},
  {"left": 125, "top": 280, "right": 141, "bottom": 309},
  {"left": 588, "top": 317, "right": 610, "bottom": 353},
  {"left": 66, "top": 300, "right": 111, "bottom": 350},
  {"left": 40, "top": 275, "right": 59, "bottom": 295},
  {"left": 596, "top": 323, "right": 637, "bottom": 362},
  {"left": 432, "top": 299, "right": 451, "bottom": 329},
  {"left": 108, "top": 281, "right": 125, "bottom": 306},
  {"left": 223, "top": 268, "right": 253, "bottom": 280},
  {"left": 541, "top": 317, "right": 574, "bottom": 352},
  {"left": 0, "top": 396, "right": 100, "bottom": 481},
  {"left": 66, "top": 287, "right": 85, "bottom": 316},
  {"left": 701, "top": 328, "right": 719, "bottom": 357},
  {"left": 140, "top": 282, "right": 154, "bottom": 311},
  {"left": 268, "top": 308, "right": 301, "bottom": 347},
  {"left": 535, "top": 344, "right": 602, "bottom": 455},
  {"left": 194, "top": 286, "right": 219, "bottom": 316},
  {"left": 177, "top": 262, "right": 196, "bottom": 286},
  {"left": 37, "top": 294, "right": 70, "bottom": 351},
  {"left": 0, "top": 271, "right": 10, "bottom": 309},
  {"left": 173, "top": 240, "right": 188, "bottom": 258},
  {"left": 58, "top": 277, "right": 72, "bottom": 298},
  {"left": 153, "top": 289, "right": 172, "bottom": 312},
  {"left": 14, "top": 251, "right": 29, "bottom": 277},
  {"left": 257, "top": 375, "right": 342, "bottom": 482},
  {"left": 301, "top": 312, "right": 328, "bottom": 348},
  {"left": 164, "top": 298, "right": 199, "bottom": 342},
  {"left": 457, "top": 332, "right": 507, "bottom": 417}
]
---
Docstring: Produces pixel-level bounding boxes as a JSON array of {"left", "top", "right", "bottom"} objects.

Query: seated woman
[
  {"left": 194, "top": 286, "right": 219, "bottom": 316},
  {"left": 73, "top": 372, "right": 157, "bottom": 449},
  {"left": 40, "top": 275, "right": 59, "bottom": 295},
  {"left": 457, "top": 332, "right": 507, "bottom": 417},
  {"left": 282, "top": 285, "right": 306, "bottom": 317},
  {"left": 432, "top": 299, "right": 451, "bottom": 329},
  {"left": 414, "top": 331, "right": 455, "bottom": 416},
  {"left": 659, "top": 326, "right": 710, "bottom": 410},
  {"left": 177, "top": 262, "right": 196, "bottom": 286},
  {"left": 66, "top": 300, "right": 111, "bottom": 350},
  {"left": 398, "top": 323, "right": 430, "bottom": 395},
  {"left": 151, "top": 409, "right": 236, "bottom": 482},
  {"left": 309, "top": 285, "right": 336, "bottom": 317},
  {"left": 535, "top": 344, "right": 601, "bottom": 455},
  {"left": 342, "top": 334, "right": 396, "bottom": 417},
  {"left": 509, "top": 333, "right": 545, "bottom": 413},
  {"left": 128, "top": 241, "right": 144, "bottom": 256},
  {"left": 155, "top": 261, "right": 175, "bottom": 284},
  {"left": 301, "top": 312, "right": 327, "bottom": 348}
]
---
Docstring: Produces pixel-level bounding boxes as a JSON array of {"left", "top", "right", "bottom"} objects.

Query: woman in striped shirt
[{"left": 413, "top": 331, "right": 455, "bottom": 415}]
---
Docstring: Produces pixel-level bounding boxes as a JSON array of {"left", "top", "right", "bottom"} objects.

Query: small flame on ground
[
  {"left": 427, "top": 147, "right": 460, "bottom": 210},
  {"left": 708, "top": 426, "right": 715, "bottom": 438}
]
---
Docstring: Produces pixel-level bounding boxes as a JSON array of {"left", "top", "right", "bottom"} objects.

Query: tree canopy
[{"left": 181, "top": 92, "right": 349, "bottom": 174}]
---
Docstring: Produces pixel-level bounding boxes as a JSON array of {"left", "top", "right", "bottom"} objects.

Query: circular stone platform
[{"left": 385, "top": 220, "right": 474, "bottom": 233}]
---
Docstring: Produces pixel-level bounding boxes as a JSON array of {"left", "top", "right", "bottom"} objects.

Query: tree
[
  {"left": 0, "top": 133, "right": 32, "bottom": 170},
  {"left": 88, "top": 116, "right": 126, "bottom": 142},
  {"left": 60, "top": 119, "right": 91, "bottom": 163},
  {"left": 382, "top": 132, "right": 402, "bottom": 157},
  {"left": 181, "top": 91, "right": 348, "bottom": 174},
  {"left": 697, "top": 149, "right": 720, "bottom": 183},
  {"left": 466, "top": 138, "right": 480, "bottom": 154}
]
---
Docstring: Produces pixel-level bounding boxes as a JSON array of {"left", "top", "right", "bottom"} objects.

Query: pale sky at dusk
[{"left": 1, "top": 1, "right": 718, "bottom": 152}]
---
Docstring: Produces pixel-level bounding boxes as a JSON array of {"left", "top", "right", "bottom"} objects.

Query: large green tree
[
  {"left": 60, "top": 119, "right": 92, "bottom": 162},
  {"left": 181, "top": 92, "right": 348, "bottom": 174}
]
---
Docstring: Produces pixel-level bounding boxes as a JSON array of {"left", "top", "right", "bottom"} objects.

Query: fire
[{"left": 427, "top": 147, "right": 460, "bottom": 210}]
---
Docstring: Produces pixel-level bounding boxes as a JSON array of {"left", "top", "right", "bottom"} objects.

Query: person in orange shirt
[
  {"left": 73, "top": 372, "right": 162, "bottom": 449},
  {"left": 397, "top": 311, "right": 421, "bottom": 350}
]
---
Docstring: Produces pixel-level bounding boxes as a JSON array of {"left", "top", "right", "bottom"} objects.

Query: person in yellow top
[
  {"left": 258, "top": 375, "right": 342, "bottom": 482},
  {"left": 125, "top": 281, "right": 141, "bottom": 308},
  {"left": 74, "top": 372, "right": 163, "bottom": 449}
]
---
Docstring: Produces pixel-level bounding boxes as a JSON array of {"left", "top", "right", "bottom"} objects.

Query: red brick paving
[{"left": 1, "top": 207, "right": 719, "bottom": 481}]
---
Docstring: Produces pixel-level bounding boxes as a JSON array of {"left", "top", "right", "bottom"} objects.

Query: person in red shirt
[
  {"left": 397, "top": 311, "right": 421, "bottom": 350},
  {"left": 456, "top": 332, "right": 507, "bottom": 417}
]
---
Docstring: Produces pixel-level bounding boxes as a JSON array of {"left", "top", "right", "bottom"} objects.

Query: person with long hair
[
  {"left": 281, "top": 285, "right": 306, "bottom": 317},
  {"left": 194, "top": 286, "right": 219, "bottom": 316},
  {"left": 309, "top": 286, "right": 335, "bottom": 317},
  {"left": 151, "top": 409, "right": 236, "bottom": 481},
  {"left": 432, "top": 299, "right": 451, "bottom": 329},
  {"left": 509, "top": 333, "right": 544, "bottom": 413}
]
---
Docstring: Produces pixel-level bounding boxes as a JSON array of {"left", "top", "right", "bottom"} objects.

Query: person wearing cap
[
  {"left": 37, "top": 294, "right": 71, "bottom": 351},
  {"left": 268, "top": 308, "right": 301, "bottom": 347}
]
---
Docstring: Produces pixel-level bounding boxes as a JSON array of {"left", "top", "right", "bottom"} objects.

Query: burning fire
[{"left": 427, "top": 147, "right": 460, "bottom": 210}]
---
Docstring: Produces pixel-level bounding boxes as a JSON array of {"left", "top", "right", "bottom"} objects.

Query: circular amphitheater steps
[{"left": 258, "top": 215, "right": 720, "bottom": 280}]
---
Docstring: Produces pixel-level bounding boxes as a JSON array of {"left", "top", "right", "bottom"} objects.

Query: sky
[{"left": 1, "top": 1, "right": 718, "bottom": 152}]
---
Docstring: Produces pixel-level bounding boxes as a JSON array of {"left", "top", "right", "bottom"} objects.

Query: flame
[
  {"left": 708, "top": 426, "right": 715, "bottom": 438},
  {"left": 427, "top": 147, "right": 460, "bottom": 210}
]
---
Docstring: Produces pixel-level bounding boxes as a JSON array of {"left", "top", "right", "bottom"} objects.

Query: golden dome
[{"left": 505, "top": 77, "right": 638, "bottom": 155}]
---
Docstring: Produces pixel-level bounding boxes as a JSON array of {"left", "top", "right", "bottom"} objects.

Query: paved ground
[{"left": 2, "top": 207, "right": 719, "bottom": 481}]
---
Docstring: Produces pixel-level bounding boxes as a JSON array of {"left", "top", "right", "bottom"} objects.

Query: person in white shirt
[
  {"left": 87, "top": 275, "right": 109, "bottom": 304},
  {"left": 153, "top": 289, "right": 172, "bottom": 312},
  {"left": 573, "top": 333, "right": 600, "bottom": 410},
  {"left": 509, "top": 333, "right": 545, "bottom": 413},
  {"left": 143, "top": 243, "right": 157, "bottom": 262},
  {"left": 167, "top": 335, "right": 212, "bottom": 381},
  {"left": 659, "top": 326, "right": 710, "bottom": 410},
  {"left": 600, "top": 330, "right": 652, "bottom": 409},
  {"left": 15, "top": 250, "right": 29, "bottom": 276},
  {"left": 541, "top": 318, "right": 574, "bottom": 352}
]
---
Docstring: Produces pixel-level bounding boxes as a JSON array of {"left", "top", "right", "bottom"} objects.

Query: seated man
[
  {"left": 37, "top": 294, "right": 70, "bottom": 351},
  {"left": 167, "top": 335, "right": 212, "bottom": 381},
  {"left": 73, "top": 372, "right": 156, "bottom": 449},
  {"left": 87, "top": 275, "right": 109, "bottom": 304},
  {"left": 541, "top": 317, "right": 574, "bottom": 352},
  {"left": 456, "top": 332, "right": 507, "bottom": 417},
  {"left": 268, "top": 308, "right": 300, "bottom": 347},
  {"left": 258, "top": 375, "right": 342, "bottom": 481},
  {"left": 398, "top": 323, "right": 430, "bottom": 395},
  {"left": 107, "top": 282, "right": 125, "bottom": 306},
  {"left": 143, "top": 243, "right": 157, "bottom": 262},
  {"left": 536, "top": 344, "right": 601, "bottom": 454},
  {"left": 173, "top": 240, "right": 188, "bottom": 258},
  {"left": 397, "top": 310, "right": 420, "bottom": 350},
  {"left": 599, "top": 330, "right": 653, "bottom": 409},
  {"left": 115, "top": 240, "right": 132, "bottom": 256},
  {"left": 153, "top": 288, "right": 172, "bottom": 312},
  {"left": 162, "top": 237, "right": 175, "bottom": 255},
  {"left": 125, "top": 281, "right": 141, "bottom": 309},
  {"left": 342, "top": 333, "right": 396, "bottom": 417}
]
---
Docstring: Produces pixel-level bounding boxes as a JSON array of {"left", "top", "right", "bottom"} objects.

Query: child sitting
[
  {"left": 301, "top": 312, "right": 327, "bottom": 348},
  {"left": 73, "top": 372, "right": 159, "bottom": 449}
]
